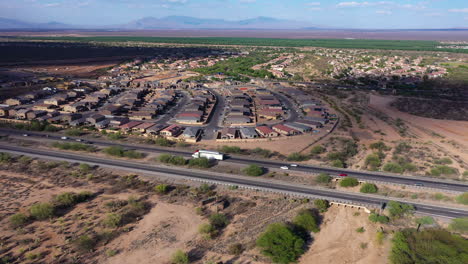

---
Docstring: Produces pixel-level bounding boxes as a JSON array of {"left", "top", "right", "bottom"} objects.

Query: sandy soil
[
  {"left": 15, "top": 62, "right": 118, "bottom": 78},
  {"left": 103, "top": 202, "right": 203, "bottom": 264},
  {"left": 369, "top": 95, "right": 468, "bottom": 166},
  {"left": 299, "top": 206, "right": 390, "bottom": 264}
]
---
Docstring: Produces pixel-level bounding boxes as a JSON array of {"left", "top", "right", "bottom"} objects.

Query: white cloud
[
  {"left": 448, "top": 8, "right": 468, "bottom": 13},
  {"left": 376, "top": 10, "right": 392, "bottom": 15},
  {"left": 306, "top": 2, "right": 321, "bottom": 6},
  {"left": 309, "top": 7, "right": 322, "bottom": 11},
  {"left": 239, "top": 0, "right": 256, "bottom": 3},
  {"left": 336, "top": 1, "right": 393, "bottom": 8},
  {"left": 44, "top": 3, "right": 60, "bottom": 7}
]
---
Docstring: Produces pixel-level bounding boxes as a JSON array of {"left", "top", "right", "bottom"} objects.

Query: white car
[
  {"left": 280, "top": 166, "right": 289, "bottom": 170},
  {"left": 290, "top": 164, "right": 298, "bottom": 167},
  {"left": 22, "top": 134, "right": 29, "bottom": 137},
  {"left": 61, "top": 136, "right": 68, "bottom": 140}
]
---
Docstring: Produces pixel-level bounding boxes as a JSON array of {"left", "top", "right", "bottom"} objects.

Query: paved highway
[
  {"left": 0, "top": 144, "right": 467, "bottom": 219},
  {"left": 2, "top": 128, "right": 468, "bottom": 192}
]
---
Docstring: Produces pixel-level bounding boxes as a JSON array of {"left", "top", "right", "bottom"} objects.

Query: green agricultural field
[{"left": 13, "top": 36, "right": 468, "bottom": 53}]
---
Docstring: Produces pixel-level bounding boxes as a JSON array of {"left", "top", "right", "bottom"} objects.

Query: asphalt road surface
[
  {"left": 3, "top": 128, "right": 468, "bottom": 192},
  {"left": 0, "top": 144, "right": 466, "bottom": 219}
]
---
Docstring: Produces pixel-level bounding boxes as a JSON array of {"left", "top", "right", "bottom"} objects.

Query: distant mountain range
[{"left": 0, "top": 16, "right": 466, "bottom": 31}]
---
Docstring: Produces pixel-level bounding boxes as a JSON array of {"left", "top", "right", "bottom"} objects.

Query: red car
[{"left": 338, "top": 173, "right": 348, "bottom": 177}]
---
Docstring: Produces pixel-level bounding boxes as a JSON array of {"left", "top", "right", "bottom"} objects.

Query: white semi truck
[{"left": 192, "top": 150, "right": 224, "bottom": 161}]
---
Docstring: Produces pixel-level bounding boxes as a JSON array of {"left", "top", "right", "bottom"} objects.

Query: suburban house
[
  {"left": 133, "top": 122, "right": 156, "bottom": 133},
  {"left": 15, "top": 109, "right": 32, "bottom": 119},
  {"left": 225, "top": 115, "right": 251, "bottom": 125},
  {"left": 119, "top": 121, "right": 143, "bottom": 131},
  {"left": 272, "top": 124, "right": 301, "bottom": 136},
  {"left": 182, "top": 127, "right": 201, "bottom": 141},
  {"left": 100, "top": 104, "right": 123, "bottom": 116},
  {"left": 284, "top": 122, "right": 312, "bottom": 133},
  {"left": 146, "top": 124, "right": 167, "bottom": 135},
  {"left": 95, "top": 119, "right": 110, "bottom": 129},
  {"left": 295, "top": 119, "right": 323, "bottom": 129},
  {"left": 304, "top": 116, "right": 328, "bottom": 125},
  {"left": 109, "top": 117, "right": 129, "bottom": 127},
  {"left": 220, "top": 127, "right": 237, "bottom": 139},
  {"left": 255, "top": 126, "right": 279, "bottom": 138},
  {"left": 0, "top": 106, "right": 10, "bottom": 117},
  {"left": 239, "top": 127, "right": 259, "bottom": 139},
  {"left": 63, "top": 102, "right": 88, "bottom": 113},
  {"left": 26, "top": 110, "right": 47, "bottom": 120},
  {"left": 257, "top": 108, "right": 283, "bottom": 120},
  {"left": 128, "top": 110, "right": 155, "bottom": 120},
  {"left": 176, "top": 111, "right": 203, "bottom": 124},
  {"left": 86, "top": 114, "right": 106, "bottom": 125},
  {"left": 160, "top": 124, "right": 183, "bottom": 137}
]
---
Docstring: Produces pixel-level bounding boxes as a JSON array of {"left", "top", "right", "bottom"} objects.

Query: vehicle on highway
[
  {"left": 338, "top": 173, "right": 348, "bottom": 177},
  {"left": 290, "top": 164, "right": 298, "bottom": 167},
  {"left": 192, "top": 150, "right": 224, "bottom": 160},
  {"left": 75, "top": 139, "right": 83, "bottom": 142},
  {"left": 61, "top": 136, "right": 68, "bottom": 140},
  {"left": 280, "top": 166, "right": 289, "bottom": 170},
  {"left": 414, "top": 183, "right": 424, "bottom": 187},
  {"left": 22, "top": 134, "right": 28, "bottom": 137}
]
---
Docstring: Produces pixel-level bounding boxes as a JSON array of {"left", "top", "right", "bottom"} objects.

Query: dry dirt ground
[
  {"left": 369, "top": 95, "right": 468, "bottom": 169},
  {"left": 0, "top": 155, "right": 394, "bottom": 264},
  {"left": 299, "top": 206, "right": 390, "bottom": 264},
  {"left": 14, "top": 62, "right": 118, "bottom": 78},
  {"left": 102, "top": 202, "right": 203, "bottom": 264}
]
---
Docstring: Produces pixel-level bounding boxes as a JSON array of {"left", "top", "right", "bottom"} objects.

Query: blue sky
[{"left": 1, "top": 0, "right": 467, "bottom": 28}]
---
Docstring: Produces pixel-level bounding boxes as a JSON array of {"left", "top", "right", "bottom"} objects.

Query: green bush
[
  {"left": 356, "top": 227, "right": 365, "bottom": 233},
  {"left": 228, "top": 243, "right": 244, "bottom": 255},
  {"left": 339, "top": 177, "right": 359, "bottom": 187},
  {"left": 107, "top": 132, "right": 124, "bottom": 140},
  {"left": 158, "top": 154, "right": 187, "bottom": 166},
  {"left": 0, "top": 152, "right": 12, "bottom": 163},
  {"left": 9, "top": 213, "right": 29, "bottom": 228},
  {"left": 360, "top": 183, "right": 378, "bottom": 193},
  {"left": 154, "top": 184, "right": 170, "bottom": 194},
  {"left": 331, "top": 159, "right": 344, "bottom": 168},
  {"left": 65, "top": 129, "right": 83, "bottom": 136},
  {"left": 101, "top": 146, "right": 143, "bottom": 158},
  {"left": 51, "top": 142, "right": 96, "bottom": 152},
  {"left": 310, "top": 145, "right": 325, "bottom": 155},
  {"left": 256, "top": 223, "right": 305, "bottom": 264},
  {"left": 198, "top": 223, "right": 217, "bottom": 238},
  {"left": 368, "top": 213, "right": 389, "bottom": 224},
  {"left": 455, "top": 192, "right": 468, "bottom": 205},
  {"left": 387, "top": 201, "right": 414, "bottom": 219},
  {"left": 103, "top": 213, "right": 122, "bottom": 228},
  {"left": 383, "top": 163, "right": 404, "bottom": 173},
  {"left": 171, "top": 250, "right": 189, "bottom": 264},
  {"left": 29, "top": 203, "right": 54, "bottom": 220},
  {"left": 434, "top": 157, "right": 452, "bottom": 165},
  {"left": 430, "top": 165, "right": 457, "bottom": 176},
  {"left": 287, "top": 152, "right": 309, "bottom": 162},
  {"left": 314, "top": 199, "right": 330, "bottom": 212},
  {"left": 152, "top": 137, "right": 173, "bottom": 147},
  {"left": 394, "top": 142, "right": 411, "bottom": 154},
  {"left": 243, "top": 164, "right": 264, "bottom": 176},
  {"left": 53, "top": 191, "right": 92, "bottom": 208},
  {"left": 73, "top": 235, "right": 97, "bottom": 252},
  {"left": 390, "top": 228, "right": 468, "bottom": 264},
  {"left": 209, "top": 213, "right": 229, "bottom": 229},
  {"left": 251, "top": 147, "right": 273, "bottom": 158},
  {"left": 415, "top": 216, "right": 435, "bottom": 226},
  {"left": 293, "top": 209, "right": 320, "bottom": 233},
  {"left": 369, "top": 141, "right": 390, "bottom": 151},
  {"left": 220, "top": 145, "right": 243, "bottom": 154},
  {"left": 364, "top": 153, "right": 382, "bottom": 170},
  {"left": 448, "top": 217, "right": 468, "bottom": 234},
  {"left": 316, "top": 173, "right": 332, "bottom": 184},
  {"left": 79, "top": 163, "right": 92, "bottom": 173},
  {"left": 188, "top": 157, "right": 211, "bottom": 168}
]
